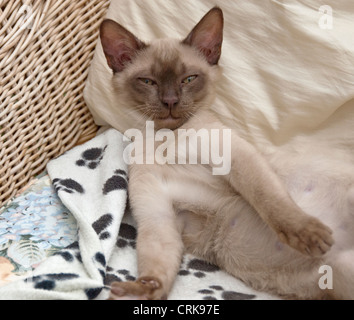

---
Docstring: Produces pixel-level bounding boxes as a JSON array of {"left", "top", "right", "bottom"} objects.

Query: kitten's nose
[{"left": 162, "top": 94, "right": 179, "bottom": 110}]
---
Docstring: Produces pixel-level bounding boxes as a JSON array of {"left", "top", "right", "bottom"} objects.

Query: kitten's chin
[{"left": 154, "top": 116, "right": 186, "bottom": 131}]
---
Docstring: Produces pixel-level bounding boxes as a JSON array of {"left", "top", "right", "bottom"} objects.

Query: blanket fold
[{"left": 0, "top": 129, "right": 128, "bottom": 299}]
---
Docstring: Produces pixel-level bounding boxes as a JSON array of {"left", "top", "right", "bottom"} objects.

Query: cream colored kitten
[{"left": 100, "top": 7, "right": 354, "bottom": 299}]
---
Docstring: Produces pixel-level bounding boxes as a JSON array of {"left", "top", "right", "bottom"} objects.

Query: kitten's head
[{"left": 100, "top": 7, "right": 223, "bottom": 130}]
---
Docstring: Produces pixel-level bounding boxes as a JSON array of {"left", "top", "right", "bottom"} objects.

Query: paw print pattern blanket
[{"left": 0, "top": 129, "right": 277, "bottom": 300}]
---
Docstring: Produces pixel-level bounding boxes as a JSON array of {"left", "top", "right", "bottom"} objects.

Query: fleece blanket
[{"left": 0, "top": 129, "right": 277, "bottom": 300}]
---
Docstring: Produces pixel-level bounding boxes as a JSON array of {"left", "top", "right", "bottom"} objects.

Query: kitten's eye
[
  {"left": 182, "top": 75, "right": 197, "bottom": 84},
  {"left": 139, "top": 78, "right": 156, "bottom": 86}
]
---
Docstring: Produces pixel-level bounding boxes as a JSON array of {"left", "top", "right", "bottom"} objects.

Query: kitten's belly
[
  {"left": 169, "top": 169, "right": 301, "bottom": 268},
  {"left": 165, "top": 165, "right": 290, "bottom": 263},
  {"left": 167, "top": 162, "right": 354, "bottom": 267}
]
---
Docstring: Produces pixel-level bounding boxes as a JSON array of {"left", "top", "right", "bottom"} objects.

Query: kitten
[{"left": 100, "top": 7, "right": 354, "bottom": 299}]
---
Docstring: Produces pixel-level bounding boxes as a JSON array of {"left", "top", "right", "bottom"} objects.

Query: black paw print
[
  {"left": 92, "top": 214, "right": 114, "bottom": 240},
  {"left": 52, "top": 178, "right": 84, "bottom": 194},
  {"left": 76, "top": 146, "right": 107, "bottom": 169},
  {"left": 198, "top": 285, "right": 256, "bottom": 300},
  {"left": 116, "top": 223, "right": 136, "bottom": 249},
  {"left": 53, "top": 241, "right": 82, "bottom": 263},
  {"left": 104, "top": 268, "right": 136, "bottom": 285},
  {"left": 178, "top": 258, "right": 220, "bottom": 278},
  {"left": 103, "top": 169, "right": 128, "bottom": 195},
  {"left": 25, "top": 273, "right": 80, "bottom": 291}
]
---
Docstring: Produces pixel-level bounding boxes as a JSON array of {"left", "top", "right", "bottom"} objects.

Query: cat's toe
[
  {"left": 302, "top": 219, "right": 334, "bottom": 256},
  {"left": 108, "top": 281, "right": 148, "bottom": 300},
  {"left": 108, "top": 276, "right": 165, "bottom": 300},
  {"left": 278, "top": 217, "right": 334, "bottom": 257}
]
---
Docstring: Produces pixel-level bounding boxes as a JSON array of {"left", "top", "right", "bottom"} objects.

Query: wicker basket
[{"left": 0, "top": 0, "right": 110, "bottom": 208}]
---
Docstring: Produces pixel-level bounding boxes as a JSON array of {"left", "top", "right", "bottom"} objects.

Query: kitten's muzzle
[
  {"left": 157, "top": 112, "right": 181, "bottom": 121},
  {"left": 161, "top": 95, "right": 179, "bottom": 110}
]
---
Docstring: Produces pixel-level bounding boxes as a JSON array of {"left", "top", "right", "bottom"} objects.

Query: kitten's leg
[
  {"left": 226, "top": 134, "right": 333, "bottom": 256},
  {"left": 184, "top": 113, "right": 334, "bottom": 256},
  {"left": 191, "top": 117, "right": 334, "bottom": 257},
  {"left": 109, "top": 172, "right": 183, "bottom": 300}
]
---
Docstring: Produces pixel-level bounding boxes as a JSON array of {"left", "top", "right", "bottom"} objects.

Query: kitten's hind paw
[
  {"left": 277, "top": 216, "right": 334, "bottom": 257},
  {"left": 108, "top": 276, "right": 166, "bottom": 300}
]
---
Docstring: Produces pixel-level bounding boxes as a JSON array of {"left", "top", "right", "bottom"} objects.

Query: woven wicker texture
[{"left": 0, "top": 0, "right": 110, "bottom": 208}]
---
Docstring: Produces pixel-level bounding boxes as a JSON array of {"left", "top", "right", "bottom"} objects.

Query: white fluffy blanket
[{"left": 0, "top": 129, "right": 277, "bottom": 300}]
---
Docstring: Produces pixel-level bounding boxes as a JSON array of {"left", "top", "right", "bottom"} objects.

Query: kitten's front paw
[
  {"left": 277, "top": 216, "right": 334, "bottom": 257},
  {"left": 108, "top": 276, "right": 166, "bottom": 300}
]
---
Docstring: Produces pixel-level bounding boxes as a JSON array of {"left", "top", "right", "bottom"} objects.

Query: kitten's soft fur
[{"left": 100, "top": 7, "right": 354, "bottom": 299}]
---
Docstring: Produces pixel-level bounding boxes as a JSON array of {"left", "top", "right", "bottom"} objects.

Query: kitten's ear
[
  {"left": 183, "top": 7, "right": 224, "bottom": 65},
  {"left": 100, "top": 19, "right": 146, "bottom": 73}
]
